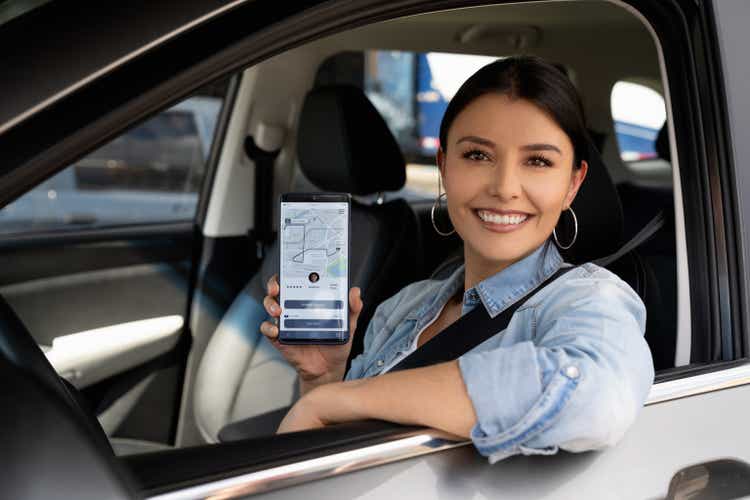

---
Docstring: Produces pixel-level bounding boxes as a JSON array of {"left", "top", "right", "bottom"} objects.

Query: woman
[{"left": 260, "top": 56, "right": 654, "bottom": 463}]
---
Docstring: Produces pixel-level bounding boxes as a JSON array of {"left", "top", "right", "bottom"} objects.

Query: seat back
[{"left": 193, "top": 85, "right": 420, "bottom": 442}]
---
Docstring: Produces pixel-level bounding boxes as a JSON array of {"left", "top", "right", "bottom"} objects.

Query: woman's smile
[{"left": 474, "top": 208, "right": 533, "bottom": 233}]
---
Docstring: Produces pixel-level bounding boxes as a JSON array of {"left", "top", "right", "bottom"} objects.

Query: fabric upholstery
[
  {"left": 297, "top": 85, "right": 406, "bottom": 195},
  {"left": 558, "top": 139, "right": 624, "bottom": 264}
]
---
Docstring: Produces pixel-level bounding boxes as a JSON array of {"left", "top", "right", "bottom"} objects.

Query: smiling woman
[
  {"left": 260, "top": 56, "right": 654, "bottom": 463},
  {"left": 436, "top": 57, "right": 588, "bottom": 277}
]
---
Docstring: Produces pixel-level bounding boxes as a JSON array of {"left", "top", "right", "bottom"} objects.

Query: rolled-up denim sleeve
[{"left": 458, "top": 270, "right": 654, "bottom": 464}]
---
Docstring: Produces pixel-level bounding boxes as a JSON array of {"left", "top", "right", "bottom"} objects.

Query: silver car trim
[
  {"left": 645, "top": 363, "right": 750, "bottom": 405},
  {"left": 146, "top": 429, "right": 468, "bottom": 500},
  {"left": 0, "top": 0, "right": 251, "bottom": 135}
]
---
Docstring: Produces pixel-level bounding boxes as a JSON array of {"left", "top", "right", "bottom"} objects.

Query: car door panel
[
  {"left": 0, "top": 228, "right": 193, "bottom": 348},
  {"left": 43, "top": 315, "right": 183, "bottom": 388},
  {"left": 0, "top": 226, "right": 197, "bottom": 442},
  {"left": 2, "top": 260, "right": 190, "bottom": 345},
  {"left": 241, "top": 383, "right": 750, "bottom": 500}
]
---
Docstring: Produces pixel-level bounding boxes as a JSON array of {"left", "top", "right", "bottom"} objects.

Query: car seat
[{"left": 190, "top": 85, "right": 422, "bottom": 443}]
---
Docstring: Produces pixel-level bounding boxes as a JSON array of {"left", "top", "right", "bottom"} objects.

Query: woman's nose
[{"left": 488, "top": 162, "right": 521, "bottom": 200}]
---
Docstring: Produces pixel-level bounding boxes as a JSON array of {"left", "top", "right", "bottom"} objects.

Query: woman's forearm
[{"left": 307, "top": 361, "right": 477, "bottom": 438}]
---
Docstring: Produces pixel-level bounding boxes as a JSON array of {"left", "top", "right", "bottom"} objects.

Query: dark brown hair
[{"left": 439, "top": 56, "right": 589, "bottom": 168}]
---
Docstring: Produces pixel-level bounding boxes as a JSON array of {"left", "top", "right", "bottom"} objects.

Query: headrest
[
  {"left": 557, "top": 139, "right": 624, "bottom": 264},
  {"left": 297, "top": 85, "right": 406, "bottom": 195}
]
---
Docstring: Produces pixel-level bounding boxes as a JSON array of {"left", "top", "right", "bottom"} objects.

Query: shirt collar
[
  {"left": 407, "top": 240, "right": 564, "bottom": 322},
  {"left": 406, "top": 263, "right": 464, "bottom": 322},
  {"left": 473, "top": 240, "right": 563, "bottom": 318}
]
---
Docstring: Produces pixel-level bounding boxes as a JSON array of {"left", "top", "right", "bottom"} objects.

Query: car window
[
  {"left": 610, "top": 80, "right": 667, "bottom": 162},
  {"left": 0, "top": 81, "right": 229, "bottom": 235},
  {"left": 315, "top": 51, "right": 498, "bottom": 201}
]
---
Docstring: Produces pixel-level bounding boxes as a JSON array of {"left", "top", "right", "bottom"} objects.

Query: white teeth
[{"left": 477, "top": 210, "right": 528, "bottom": 225}]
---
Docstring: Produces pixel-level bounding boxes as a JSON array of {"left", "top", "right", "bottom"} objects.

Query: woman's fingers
[
  {"left": 267, "top": 274, "right": 280, "bottom": 296},
  {"left": 263, "top": 295, "right": 281, "bottom": 317},
  {"left": 260, "top": 320, "right": 279, "bottom": 340}
]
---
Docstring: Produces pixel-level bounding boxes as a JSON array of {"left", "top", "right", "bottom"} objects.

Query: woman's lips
[{"left": 475, "top": 209, "right": 532, "bottom": 233}]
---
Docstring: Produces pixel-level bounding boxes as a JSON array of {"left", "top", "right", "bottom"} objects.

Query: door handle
[{"left": 667, "top": 459, "right": 750, "bottom": 499}]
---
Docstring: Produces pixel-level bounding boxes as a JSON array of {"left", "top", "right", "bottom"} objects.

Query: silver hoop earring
[
  {"left": 553, "top": 207, "right": 578, "bottom": 250},
  {"left": 431, "top": 192, "right": 455, "bottom": 236}
]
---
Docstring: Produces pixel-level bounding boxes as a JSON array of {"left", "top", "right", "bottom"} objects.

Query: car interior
[
  {"left": 0, "top": 0, "right": 686, "bottom": 465},
  {"left": 180, "top": 0, "right": 682, "bottom": 452}
]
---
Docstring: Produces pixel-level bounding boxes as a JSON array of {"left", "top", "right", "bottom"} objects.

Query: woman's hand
[{"left": 260, "top": 274, "right": 363, "bottom": 394}]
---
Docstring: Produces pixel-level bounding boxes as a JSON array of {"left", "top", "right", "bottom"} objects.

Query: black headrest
[
  {"left": 557, "top": 140, "right": 624, "bottom": 264},
  {"left": 297, "top": 85, "right": 406, "bottom": 195}
]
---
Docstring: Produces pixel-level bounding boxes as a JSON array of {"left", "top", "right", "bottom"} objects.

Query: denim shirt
[{"left": 346, "top": 241, "right": 655, "bottom": 463}]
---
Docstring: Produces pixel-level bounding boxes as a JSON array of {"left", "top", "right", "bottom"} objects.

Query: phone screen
[{"left": 279, "top": 198, "right": 349, "bottom": 343}]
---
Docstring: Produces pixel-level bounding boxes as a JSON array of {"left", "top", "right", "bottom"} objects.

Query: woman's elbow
[{"left": 560, "top": 367, "right": 650, "bottom": 453}]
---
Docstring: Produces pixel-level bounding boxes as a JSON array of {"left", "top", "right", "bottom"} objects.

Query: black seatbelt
[
  {"left": 594, "top": 211, "right": 665, "bottom": 267},
  {"left": 389, "top": 266, "right": 575, "bottom": 373},
  {"left": 245, "top": 135, "right": 281, "bottom": 260}
]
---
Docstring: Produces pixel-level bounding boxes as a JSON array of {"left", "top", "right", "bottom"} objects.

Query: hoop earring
[
  {"left": 431, "top": 192, "right": 455, "bottom": 236},
  {"left": 553, "top": 207, "right": 578, "bottom": 250}
]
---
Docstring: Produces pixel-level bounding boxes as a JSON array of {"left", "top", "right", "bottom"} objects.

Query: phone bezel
[{"left": 278, "top": 192, "right": 351, "bottom": 345}]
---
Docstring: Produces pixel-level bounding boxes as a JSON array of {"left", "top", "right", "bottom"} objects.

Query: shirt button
[
  {"left": 377, "top": 359, "right": 385, "bottom": 367},
  {"left": 565, "top": 365, "right": 580, "bottom": 379}
]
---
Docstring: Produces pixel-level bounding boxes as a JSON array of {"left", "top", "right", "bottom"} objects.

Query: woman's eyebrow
[
  {"left": 521, "top": 143, "right": 562, "bottom": 154},
  {"left": 456, "top": 136, "right": 495, "bottom": 148}
]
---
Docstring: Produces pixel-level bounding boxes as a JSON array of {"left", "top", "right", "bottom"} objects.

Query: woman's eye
[
  {"left": 526, "top": 155, "right": 553, "bottom": 168},
  {"left": 462, "top": 149, "right": 491, "bottom": 162}
]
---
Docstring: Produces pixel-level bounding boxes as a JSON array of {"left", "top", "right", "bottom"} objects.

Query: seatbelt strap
[
  {"left": 594, "top": 211, "right": 665, "bottom": 268},
  {"left": 245, "top": 133, "right": 281, "bottom": 260},
  {"left": 389, "top": 266, "right": 575, "bottom": 373}
]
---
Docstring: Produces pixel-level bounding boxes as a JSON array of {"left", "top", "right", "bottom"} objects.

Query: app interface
[{"left": 279, "top": 201, "right": 349, "bottom": 340}]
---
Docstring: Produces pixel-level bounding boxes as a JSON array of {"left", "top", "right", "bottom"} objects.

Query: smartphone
[{"left": 278, "top": 193, "right": 351, "bottom": 344}]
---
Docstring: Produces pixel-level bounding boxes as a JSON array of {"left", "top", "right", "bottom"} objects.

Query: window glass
[
  {"left": 611, "top": 81, "right": 667, "bottom": 162},
  {"left": 316, "top": 51, "right": 498, "bottom": 200},
  {"left": 0, "top": 82, "right": 228, "bottom": 235}
]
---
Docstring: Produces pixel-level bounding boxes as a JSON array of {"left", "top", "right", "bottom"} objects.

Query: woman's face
[{"left": 438, "top": 93, "right": 588, "bottom": 269}]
